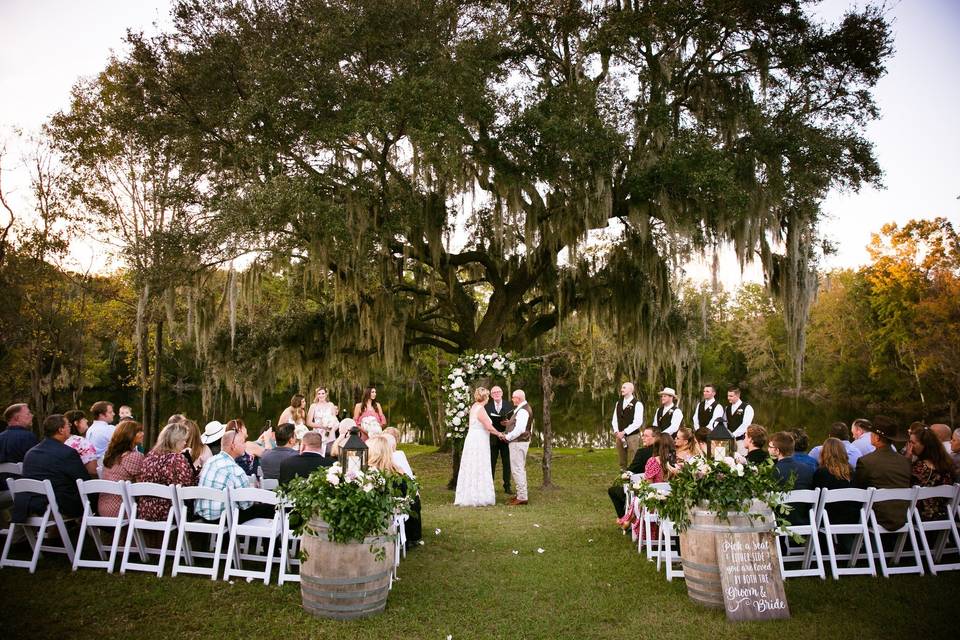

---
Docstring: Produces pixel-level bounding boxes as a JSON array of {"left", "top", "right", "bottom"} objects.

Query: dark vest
[
  {"left": 485, "top": 399, "right": 510, "bottom": 432},
  {"left": 614, "top": 398, "right": 641, "bottom": 432},
  {"left": 503, "top": 403, "right": 534, "bottom": 442},
  {"left": 726, "top": 402, "right": 751, "bottom": 435},
  {"left": 653, "top": 405, "right": 678, "bottom": 430},
  {"left": 695, "top": 400, "right": 719, "bottom": 429}
]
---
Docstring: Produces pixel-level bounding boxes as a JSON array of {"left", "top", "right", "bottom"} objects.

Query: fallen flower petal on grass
[
  {"left": 435, "top": 528, "right": 442, "bottom": 535},
  {"left": 537, "top": 548, "right": 545, "bottom": 554}
]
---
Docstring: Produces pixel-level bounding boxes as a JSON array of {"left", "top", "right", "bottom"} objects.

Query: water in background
[{"left": 65, "top": 385, "right": 864, "bottom": 449}]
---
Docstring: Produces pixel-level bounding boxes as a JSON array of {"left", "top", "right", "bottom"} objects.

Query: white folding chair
[
  {"left": 642, "top": 483, "right": 670, "bottom": 561},
  {"left": 388, "top": 512, "right": 409, "bottom": 588},
  {"left": 655, "top": 516, "right": 684, "bottom": 581},
  {"left": 261, "top": 478, "right": 279, "bottom": 491},
  {"left": 224, "top": 487, "right": 281, "bottom": 584},
  {"left": 0, "top": 478, "right": 76, "bottom": 571},
  {"left": 172, "top": 485, "right": 230, "bottom": 580},
  {"left": 819, "top": 487, "right": 876, "bottom": 578},
  {"left": 914, "top": 484, "right": 960, "bottom": 574},
  {"left": 73, "top": 479, "right": 130, "bottom": 573},
  {"left": 278, "top": 506, "right": 302, "bottom": 586},
  {"left": 120, "top": 482, "right": 180, "bottom": 577},
  {"left": 777, "top": 488, "right": 826, "bottom": 579},
  {"left": 868, "top": 487, "right": 923, "bottom": 576}
]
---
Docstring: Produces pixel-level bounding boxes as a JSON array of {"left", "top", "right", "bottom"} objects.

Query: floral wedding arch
[{"left": 443, "top": 352, "right": 519, "bottom": 440}]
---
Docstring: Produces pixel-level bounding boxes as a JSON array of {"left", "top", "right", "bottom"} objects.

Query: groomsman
[
  {"left": 693, "top": 384, "right": 724, "bottom": 432},
  {"left": 486, "top": 386, "right": 513, "bottom": 494},
  {"left": 725, "top": 386, "right": 754, "bottom": 445},
  {"left": 611, "top": 382, "right": 644, "bottom": 470},
  {"left": 651, "top": 387, "right": 683, "bottom": 435}
]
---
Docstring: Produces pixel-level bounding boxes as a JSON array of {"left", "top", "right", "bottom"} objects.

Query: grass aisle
[{"left": 1, "top": 446, "right": 956, "bottom": 640}]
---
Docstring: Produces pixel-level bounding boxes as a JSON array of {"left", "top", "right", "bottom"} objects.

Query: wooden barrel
[
  {"left": 679, "top": 502, "right": 774, "bottom": 608},
  {"left": 300, "top": 518, "right": 396, "bottom": 620}
]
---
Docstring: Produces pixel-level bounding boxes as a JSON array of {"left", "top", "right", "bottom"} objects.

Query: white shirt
[
  {"left": 610, "top": 397, "right": 644, "bottom": 436},
  {"left": 86, "top": 420, "right": 117, "bottom": 459},
  {"left": 392, "top": 450, "right": 415, "bottom": 479},
  {"left": 694, "top": 399, "right": 724, "bottom": 431},
  {"left": 727, "top": 401, "right": 754, "bottom": 438},
  {"left": 852, "top": 432, "right": 875, "bottom": 456},
  {"left": 506, "top": 402, "right": 530, "bottom": 442},
  {"left": 653, "top": 403, "right": 683, "bottom": 436}
]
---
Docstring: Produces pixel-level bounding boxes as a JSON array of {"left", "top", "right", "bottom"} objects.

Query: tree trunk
[
  {"left": 151, "top": 319, "right": 163, "bottom": 439},
  {"left": 540, "top": 357, "right": 555, "bottom": 488},
  {"left": 447, "top": 439, "right": 462, "bottom": 490}
]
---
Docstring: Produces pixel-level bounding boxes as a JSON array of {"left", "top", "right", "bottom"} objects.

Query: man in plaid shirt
[{"left": 196, "top": 429, "right": 273, "bottom": 522}]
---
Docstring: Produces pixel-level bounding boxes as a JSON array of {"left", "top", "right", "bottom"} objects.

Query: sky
[{"left": 1, "top": 0, "right": 958, "bottom": 281}]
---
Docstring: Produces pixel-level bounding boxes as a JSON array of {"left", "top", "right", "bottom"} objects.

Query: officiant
[{"left": 486, "top": 385, "right": 513, "bottom": 494}]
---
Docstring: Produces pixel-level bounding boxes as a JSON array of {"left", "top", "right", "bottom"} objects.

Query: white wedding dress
[{"left": 454, "top": 407, "right": 496, "bottom": 507}]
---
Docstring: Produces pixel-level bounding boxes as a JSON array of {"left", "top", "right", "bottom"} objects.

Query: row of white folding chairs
[
  {"left": 777, "top": 484, "right": 960, "bottom": 579},
  {"left": 0, "top": 478, "right": 283, "bottom": 582},
  {"left": 1, "top": 475, "right": 408, "bottom": 587},
  {"left": 631, "top": 484, "right": 960, "bottom": 583}
]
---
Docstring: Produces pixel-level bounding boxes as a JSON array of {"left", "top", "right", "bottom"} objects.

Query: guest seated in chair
[
  {"left": 12, "top": 414, "right": 91, "bottom": 523},
  {"left": 260, "top": 423, "right": 300, "bottom": 481},
  {"left": 367, "top": 435, "right": 421, "bottom": 548},
  {"left": 909, "top": 426, "right": 955, "bottom": 521},
  {"left": 136, "top": 422, "right": 196, "bottom": 521},
  {"left": 195, "top": 429, "right": 275, "bottom": 524},
  {"left": 608, "top": 427, "right": 657, "bottom": 518},
  {"left": 744, "top": 425, "right": 770, "bottom": 466},
  {"left": 770, "top": 431, "right": 814, "bottom": 526},
  {"left": 854, "top": 416, "right": 911, "bottom": 531},
  {"left": 99, "top": 420, "right": 145, "bottom": 517},
  {"left": 279, "top": 432, "right": 334, "bottom": 486},
  {"left": 790, "top": 428, "right": 817, "bottom": 472}
]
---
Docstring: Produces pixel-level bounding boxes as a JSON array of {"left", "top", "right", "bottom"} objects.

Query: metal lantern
[
  {"left": 705, "top": 417, "right": 736, "bottom": 458},
  {"left": 339, "top": 425, "right": 368, "bottom": 472}
]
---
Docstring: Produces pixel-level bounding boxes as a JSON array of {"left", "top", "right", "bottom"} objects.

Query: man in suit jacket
[
  {"left": 279, "top": 432, "right": 334, "bottom": 486},
  {"left": 13, "top": 414, "right": 91, "bottom": 522},
  {"left": 854, "top": 416, "right": 911, "bottom": 530},
  {"left": 485, "top": 386, "right": 513, "bottom": 494},
  {"left": 608, "top": 427, "right": 656, "bottom": 518}
]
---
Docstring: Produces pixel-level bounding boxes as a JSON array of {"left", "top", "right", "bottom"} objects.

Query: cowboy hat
[
  {"left": 657, "top": 387, "right": 678, "bottom": 398},
  {"left": 201, "top": 420, "right": 226, "bottom": 444},
  {"left": 863, "top": 416, "right": 907, "bottom": 443}
]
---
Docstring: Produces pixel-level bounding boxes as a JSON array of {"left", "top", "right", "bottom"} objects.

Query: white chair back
[
  {"left": 224, "top": 486, "right": 281, "bottom": 584},
  {"left": 172, "top": 485, "right": 230, "bottom": 580},
  {"left": 868, "top": 487, "right": 923, "bottom": 576},
  {"left": 0, "top": 462, "right": 23, "bottom": 475},
  {"left": 0, "top": 478, "right": 76, "bottom": 571},
  {"left": 777, "top": 488, "right": 825, "bottom": 580},
  {"left": 73, "top": 479, "right": 130, "bottom": 573},
  {"left": 913, "top": 484, "right": 960, "bottom": 575},
  {"left": 819, "top": 487, "right": 876, "bottom": 579},
  {"left": 120, "top": 481, "right": 180, "bottom": 577}
]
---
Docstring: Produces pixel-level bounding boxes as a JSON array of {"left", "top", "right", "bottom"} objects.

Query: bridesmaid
[
  {"left": 353, "top": 386, "right": 387, "bottom": 439},
  {"left": 278, "top": 394, "right": 308, "bottom": 438},
  {"left": 307, "top": 387, "right": 338, "bottom": 427}
]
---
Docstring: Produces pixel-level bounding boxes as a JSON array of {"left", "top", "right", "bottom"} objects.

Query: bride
[{"left": 455, "top": 386, "right": 504, "bottom": 507}]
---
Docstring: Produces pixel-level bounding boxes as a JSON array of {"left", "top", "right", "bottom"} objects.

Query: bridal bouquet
[
  {"left": 656, "top": 451, "right": 792, "bottom": 533},
  {"left": 279, "top": 462, "right": 417, "bottom": 544}
]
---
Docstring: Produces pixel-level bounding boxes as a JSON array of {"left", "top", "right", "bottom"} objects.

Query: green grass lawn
[{"left": 1, "top": 446, "right": 956, "bottom": 640}]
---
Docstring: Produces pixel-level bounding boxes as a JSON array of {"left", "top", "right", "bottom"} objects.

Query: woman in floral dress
[{"left": 136, "top": 422, "right": 196, "bottom": 521}]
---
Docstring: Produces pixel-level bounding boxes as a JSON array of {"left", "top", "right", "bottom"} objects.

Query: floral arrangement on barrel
[
  {"left": 617, "top": 450, "right": 795, "bottom": 535},
  {"left": 279, "top": 462, "right": 417, "bottom": 555},
  {"left": 657, "top": 450, "right": 794, "bottom": 533}
]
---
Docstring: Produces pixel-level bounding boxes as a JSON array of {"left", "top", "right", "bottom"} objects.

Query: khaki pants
[
  {"left": 617, "top": 433, "right": 641, "bottom": 470},
  {"left": 508, "top": 440, "right": 530, "bottom": 501}
]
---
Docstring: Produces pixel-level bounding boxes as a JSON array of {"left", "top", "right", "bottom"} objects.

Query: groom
[
  {"left": 485, "top": 386, "right": 513, "bottom": 494},
  {"left": 501, "top": 389, "right": 533, "bottom": 506}
]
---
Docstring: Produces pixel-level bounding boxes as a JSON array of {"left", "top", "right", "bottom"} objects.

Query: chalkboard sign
[{"left": 716, "top": 531, "right": 790, "bottom": 621}]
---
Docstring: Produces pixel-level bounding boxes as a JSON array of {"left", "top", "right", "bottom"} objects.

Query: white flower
[
  {"left": 452, "top": 417, "right": 462, "bottom": 426},
  {"left": 435, "top": 528, "right": 442, "bottom": 535},
  {"left": 537, "top": 548, "right": 545, "bottom": 554},
  {"left": 326, "top": 472, "right": 340, "bottom": 485},
  {"left": 363, "top": 482, "right": 373, "bottom": 492}
]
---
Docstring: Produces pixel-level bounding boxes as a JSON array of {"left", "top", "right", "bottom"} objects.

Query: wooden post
[{"left": 540, "top": 356, "right": 554, "bottom": 488}]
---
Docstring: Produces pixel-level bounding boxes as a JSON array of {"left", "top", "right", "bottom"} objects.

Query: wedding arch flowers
[{"left": 443, "top": 352, "right": 519, "bottom": 440}]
